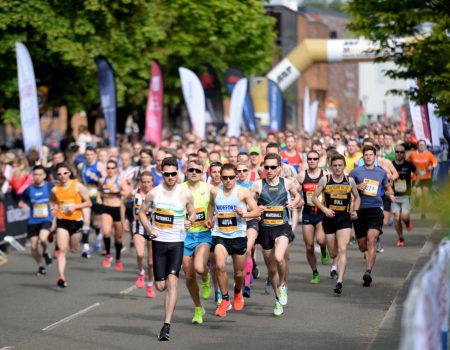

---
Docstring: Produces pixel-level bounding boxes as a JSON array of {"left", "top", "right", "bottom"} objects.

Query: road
[{"left": 0, "top": 218, "right": 444, "bottom": 350}]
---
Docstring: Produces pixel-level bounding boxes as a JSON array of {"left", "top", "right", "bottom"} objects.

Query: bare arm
[
  {"left": 206, "top": 188, "right": 217, "bottom": 229},
  {"left": 349, "top": 177, "right": 360, "bottom": 220},
  {"left": 239, "top": 188, "right": 260, "bottom": 219},
  {"left": 286, "top": 178, "right": 302, "bottom": 209},
  {"left": 312, "top": 176, "right": 334, "bottom": 218},
  {"left": 138, "top": 189, "right": 157, "bottom": 238},
  {"left": 184, "top": 190, "right": 196, "bottom": 230},
  {"left": 76, "top": 183, "right": 92, "bottom": 209}
]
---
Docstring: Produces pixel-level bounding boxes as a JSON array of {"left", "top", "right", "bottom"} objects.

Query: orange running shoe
[
  {"left": 136, "top": 274, "right": 145, "bottom": 288},
  {"left": 215, "top": 299, "right": 231, "bottom": 317},
  {"left": 146, "top": 285, "right": 156, "bottom": 298},
  {"left": 115, "top": 259, "right": 123, "bottom": 271},
  {"left": 103, "top": 254, "right": 112, "bottom": 268},
  {"left": 234, "top": 292, "right": 245, "bottom": 311}
]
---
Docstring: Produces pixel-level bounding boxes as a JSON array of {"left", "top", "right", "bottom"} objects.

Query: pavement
[{"left": 0, "top": 217, "right": 445, "bottom": 350}]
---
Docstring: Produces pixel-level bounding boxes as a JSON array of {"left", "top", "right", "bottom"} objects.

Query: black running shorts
[
  {"left": 302, "top": 213, "right": 323, "bottom": 226},
  {"left": 353, "top": 207, "right": 384, "bottom": 239},
  {"left": 152, "top": 240, "right": 184, "bottom": 281},
  {"left": 257, "top": 223, "right": 292, "bottom": 250},
  {"left": 56, "top": 219, "right": 83, "bottom": 235},
  {"left": 322, "top": 213, "right": 352, "bottom": 234},
  {"left": 27, "top": 221, "right": 52, "bottom": 238},
  {"left": 101, "top": 205, "right": 121, "bottom": 222},
  {"left": 212, "top": 236, "right": 247, "bottom": 256}
]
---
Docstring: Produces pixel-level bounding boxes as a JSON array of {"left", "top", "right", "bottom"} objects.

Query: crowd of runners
[{"left": 0, "top": 119, "right": 446, "bottom": 341}]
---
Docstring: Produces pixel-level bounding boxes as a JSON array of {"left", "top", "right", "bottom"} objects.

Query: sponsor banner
[
  {"left": 1, "top": 193, "right": 29, "bottom": 240},
  {"left": 179, "top": 67, "right": 206, "bottom": 139},
  {"left": 95, "top": 57, "right": 117, "bottom": 147},
  {"left": 227, "top": 78, "right": 247, "bottom": 137},
  {"left": 268, "top": 79, "right": 283, "bottom": 132},
  {"left": 199, "top": 64, "right": 224, "bottom": 124},
  {"left": 400, "top": 105, "right": 407, "bottom": 133},
  {"left": 15, "top": 42, "right": 42, "bottom": 154},
  {"left": 303, "top": 85, "right": 311, "bottom": 133},
  {"left": 144, "top": 60, "right": 163, "bottom": 146},
  {"left": 427, "top": 104, "right": 444, "bottom": 148},
  {"left": 327, "top": 39, "right": 381, "bottom": 62},
  {"left": 224, "top": 68, "right": 257, "bottom": 133},
  {"left": 267, "top": 58, "right": 301, "bottom": 91},
  {"left": 406, "top": 79, "right": 429, "bottom": 145}
]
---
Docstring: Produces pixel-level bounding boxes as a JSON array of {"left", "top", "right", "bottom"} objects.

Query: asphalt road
[{"left": 0, "top": 218, "right": 443, "bottom": 350}]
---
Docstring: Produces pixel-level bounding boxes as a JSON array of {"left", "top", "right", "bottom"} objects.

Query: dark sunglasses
[
  {"left": 307, "top": 157, "right": 319, "bottom": 161},
  {"left": 162, "top": 171, "right": 178, "bottom": 177},
  {"left": 107, "top": 167, "right": 116, "bottom": 170},
  {"left": 250, "top": 152, "right": 259, "bottom": 156},
  {"left": 395, "top": 151, "right": 405, "bottom": 154},
  {"left": 221, "top": 175, "right": 236, "bottom": 181},
  {"left": 187, "top": 168, "right": 202, "bottom": 174},
  {"left": 264, "top": 165, "right": 278, "bottom": 170},
  {"left": 237, "top": 169, "right": 248, "bottom": 173},
  {"left": 333, "top": 138, "right": 341, "bottom": 141},
  {"left": 56, "top": 172, "right": 70, "bottom": 176}
]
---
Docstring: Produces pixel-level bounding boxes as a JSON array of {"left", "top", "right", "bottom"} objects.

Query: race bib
[
  {"left": 394, "top": 179, "right": 407, "bottom": 193},
  {"left": 362, "top": 179, "right": 379, "bottom": 197},
  {"left": 60, "top": 200, "right": 75, "bottom": 214},
  {"left": 217, "top": 213, "right": 237, "bottom": 232},
  {"left": 154, "top": 208, "right": 174, "bottom": 229},
  {"left": 86, "top": 185, "right": 98, "bottom": 198},
  {"left": 418, "top": 169, "right": 426, "bottom": 178},
  {"left": 306, "top": 192, "right": 314, "bottom": 206},
  {"left": 191, "top": 208, "right": 206, "bottom": 228},
  {"left": 263, "top": 206, "right": 284, "bottom": 225},
  {"left": 33, "top": 203, "right": 49, "bottom": 218}
]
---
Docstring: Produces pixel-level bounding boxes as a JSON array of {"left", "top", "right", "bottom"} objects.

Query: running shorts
[
  {"left": 152, "top": 241, "right": 184, "bottom": 281},
  {"left": 353, "top": 207, "right": 384, "bottom": 239}
]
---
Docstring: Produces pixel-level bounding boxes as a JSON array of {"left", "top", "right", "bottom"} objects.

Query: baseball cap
[{"left": 249, "top": 146, "right": 261, "bottom": 155}]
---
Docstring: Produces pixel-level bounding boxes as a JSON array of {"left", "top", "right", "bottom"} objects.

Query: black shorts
[
  {"left": 27, "top": 221, "right": 52, "bottom": 238},
  {"left": 246, "top": 219, "right": 259, "bottom": 232},
  {"left": 257, "top": 223, "right": 292, "bottom": 250},
  {"left": 212, "top": 236, "right": 247, "bottom": 256},
  {"left": 382, "top": 195, "right": 391, "bottom": 212},
  {"left": 418, "top": 179, "right": 432, "bottom": 188},
  {"left": 56, "top": 219, "right": 83, "bottom": 235},
  {"left": 322, "top": 213, "right": 352, "bottom": 234},
  {"left": 102, "top": 205, "right": 121, "bottom": 222},
  {"left": 152, "top": 240, "right": 184, "bottom": 281},
  {"left": 302, "top": 213, "right": 323, "bottom": 226},
  {"left": 125, "top": 200, "right": 134, "bottom": 223},
  {"left": 92, "top": 203, "right": 103, "bottom": 215},
  {"left": 353, "top": 207, "right": 384, "bottom": 239}
]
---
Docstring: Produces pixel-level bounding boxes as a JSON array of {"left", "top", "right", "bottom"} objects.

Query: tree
[
  {"left": 0, "top": 0, "right": 276, "bottom": 126},
  {"left": 345, "top": 0, "right": 450, "bottom": 117}
]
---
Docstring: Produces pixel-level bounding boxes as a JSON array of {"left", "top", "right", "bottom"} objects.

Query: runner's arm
[
  {"left": 139, "top": 189, "right": 157, "bottom": 238},
  {"left": 241, "top": 188, "right": 261, "bottom": 219},
  {"left": 76, "top": 183, "right": 92, "bottom": 209},
  {"left": 184, "top": 190, "right": 197, "bottom": 229},
  {"left": 286, "top": 178, "right": 302, "bottom": 209},
  {"left": 312, "top": 176, "right": 334, "bottom": 218},
  {"left": 349, "top": 178, "right": 360, "bottom": 217}
]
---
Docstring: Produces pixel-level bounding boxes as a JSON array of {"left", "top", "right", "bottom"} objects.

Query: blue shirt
[
  {"left": 22, "top": 182, "right": 54, "bottom": 224},
  {"left": 349, "top": 166, "right": 388, "bottom": 209}
]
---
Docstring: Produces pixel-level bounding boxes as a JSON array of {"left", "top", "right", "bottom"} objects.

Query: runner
[
  {"left": 50, "top": 163, "right": 91, "bottom": 288},
  {"left": 392, "top": 144, "right": 417, "bottom": 246},
  {"left": 252, "top": 153, "right": 301, "bottom": 316},
  {"left": 99, "top": 160, "right": 130, "bottom": 271},
  {"left": 248, "top": 146, "right": 262, "bottom": 181},
  {"left": 297, "top": 151, "right": 330, "bottom": 285},
  {"left": 281, "top": 135, "right": 303, "bottom": 172},
  {"left": 181, "top": 159, "right": 213, "bottom": 324},
  {"left": 349, "top": 145, "right": 396, "bottom": 287},
  {"left": 20, "top": 165, "right": 54, "bottom": 275},
  {"left": 138, "top": 156, "right": 196, "bottom": 341},
  {"left": 209, "top": 163, "right": 260, "bottom": 317},
  {"left": 312, "top": 154, "right": 360, "bottom": 295},
  {"left": 344, "top": 139, "right": 362, "bottom": 174},
  {"left": 132, "top": 171, "right": 155, "bottom": 298}
]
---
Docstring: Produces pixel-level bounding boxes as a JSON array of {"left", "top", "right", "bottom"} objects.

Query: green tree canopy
[
  {"left": 0, "top": 0, "right": 276, "bottom": 126},
  {"left": 345, "top": 0, "right": 450, "bottom": 117}
]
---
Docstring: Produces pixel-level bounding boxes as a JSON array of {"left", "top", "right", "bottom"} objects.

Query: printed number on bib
[
  {"left": 154, "top": 208, "right": 174, "bottom": 229},
  {"left": 191, "top": 208, "right": 206, "bottom": 228},
  {"left": 60, "top": 200, "right": 75, "bottom": 214},
  {"left": 418, "top": 169, "right": 426, "bottom": 178},
  {"left": 362, "top": 179, "right": 379, "bottom": 197},
  {"left": 394, "top": 179, "right": 407, "bottom": 193},
  {"left": 33, "top": 204, "right": 49, "bottom": 218},
  {"left": 263, "top": 206, "right": 284, "bottom": 225},
  {"left": 87, "top": 185, "right": 98, "bottom": 197},
  {"left": 217, "top": 213, "right": 237, "bottom": 232}
]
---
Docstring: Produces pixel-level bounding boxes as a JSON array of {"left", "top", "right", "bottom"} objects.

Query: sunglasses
[
  {"left": 333, "top": 138, "right": 341, "bottom": 141},
  {"left": 107, "top": 167, "right": 116, "bottom": 170},
  {"left": 221, "top": 175, "right": 236, "bottom": 181},
  {"left": 188, "top": 168, "right": 202, "bottom": 174},
  {"left": 162, "top": 171, "right": 178, "bottom": 177},
  {"left": 56, "top": 172, "right": 70, "bottom": 176},
  {"left": 395, "top": 151, "right": 405, "bottom": 154},
  {"left": 237, "top": 169, "right": 248, "bottom": 173},
  {"left": 250, "top": 152, "right": 259, "bottom": 156},
  {"left": 307, "top": 157, "right": 319, "bottom": 161},
  {"left": 264, "top": 165, "right": 278, "bottom": 170}
]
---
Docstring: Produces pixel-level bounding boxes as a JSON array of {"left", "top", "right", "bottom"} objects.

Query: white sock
[
  {"left": 331, "top": 265, "right": 337, "bottom": 271},
  {"left": 337, "top": 279, "right": 343, "bottom": 284},
  {"left": 147, "top": 281, "right": 153, "bottom": 287},
  {"left": 139, "top": 269, "right": 145, "bottom": 275}
]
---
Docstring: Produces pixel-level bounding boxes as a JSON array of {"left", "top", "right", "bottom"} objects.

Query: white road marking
[
  {"left": 119, "top": 285, "right": 137, "bottom": 294},
  {"left": 1, "top": 346, "right": 16, "bottom": 350},
  {"left": 42, "top": 303, "right": 102, "bottom": 331}
]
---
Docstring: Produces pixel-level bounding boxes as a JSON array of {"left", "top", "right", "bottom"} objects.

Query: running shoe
[
  {"left": 215, "top": 299, "right": 232, "bottom": 317},
  {"left": 115, "top": 259, "right": 123, "bottom": 272},
  {"left": 146, "top": 285, "right": 156, "bottom": 298},
  {"left": 57, "top": 276, "right": 67, "bottom": 288},
  {"left": 234, "top": 292, "right": 245, "bottom": 311},
  {"left": 201, "top": 274, "right": 212, "bottom": 300},
  {"left": 406, "top": 221, "right": 414, "bottom": 232},
  {"left": 252, "top": 262, "right": 260, "bottom": 279},
  {"left": 396, "top": 240, "right": 405, "bottom": 247},
  {"left": 103, "top": 254, "right": 112, "bottom": 268},
  {"left": 273, "top": 299, "right": 283, "bottom": 317},
  {"left": 43, "top": 253, "right": 52, "bottom": 265},
  {"left": 264, "top": 278, "right": 272, "bottom": 294},
  {"left": 81, "top": 250, "right": 91, "bottom": 259},
  {"left": 310, "top": 272, "right": 320, "bottom": 284},
  {"left": 158, "top": 324, "right": 170, "bottom": 341},
  {"left": 321, "top": 248, "right": 330, "bottom": 265},
  {"left": 334, "top": 282, "right": 343, "bottom": 295},
  {"left": 363, "top": 271, "right": 372, "bottom": 287},
  {"left": 376, "top": 239, "right": 384, "bottom": 253},
  {"left": 243, "top": 285, "right": 251, "bottom": 298},
  {"left": 192, "top": 306, "right": 205, "bottom": 324},
  {"left": 279, "top": 285, "right": 288, "bottom": 306},
  {"left": 214, "top": 289, "right": 222, "bottom": 307},
  {"left": 36, "top": 266, "right": 46, "bottom": 276},
  {"left": 330, "top": 267, "right": 338, "bottom": 279},
  {"left": 136, "top": 274, "right": 145, "bottom": 289}
]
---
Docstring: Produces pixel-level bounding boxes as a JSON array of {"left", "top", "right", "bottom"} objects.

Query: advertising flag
[
  {"left": 144, "top": 60, "right": 163, "bottom": 146},
  {"left": 199, "top": 64, "right": 224, "bottom": 124},
  {"left": 95, "top": 57, "right": 117, "bottom": 146},
  {"left": 303, "top": 85, "right": 311, "bottom": 133},
  {"left": 227, "top": 78, "right": 247, "bottom": 137},
  {"left": 400, "top": 105, "right": 407, "bottom": 134},
  {"left": 427, "top": 104, "right": 444, "bottom": 148},
  {"left": 15, "top": 42, "right": 42, "bottom": 154},
  {"left": 268, "top": 79, "right": 283, "bottom": 132},
  {"left": 310, "top": 100, "right": 319, "bottom": 134},
  {"left": 179, "top": 67, "right": 206, "bottom": 139}
]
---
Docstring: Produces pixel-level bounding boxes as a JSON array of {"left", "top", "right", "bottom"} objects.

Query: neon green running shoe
[
  {"left": 321, "top": 248, "right": 330, "bottom": 265},
  {"left": 273, "top": 299, "right": 283, "bottom": 316},
  {"left": 310, "top": 272, "right": 320, "bottom": 284},
  {"left": 192, "top": 306, "right": 205, "bottom": 324},
  {"left": 201, "top": 274, "right": 212, "bottom": 300}
]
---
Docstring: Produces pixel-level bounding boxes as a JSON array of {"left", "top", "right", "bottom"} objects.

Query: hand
[
  {"left": 205, "top": 219, "right": 215, "bottom": 229},
  {"left": 324, "top": 208, "right": 335, "bottom": 218},
  {"left": 357, "top": 182, "right": 366, "bottom": 191},
  {"left": 149, "top": 229, "right": 158, "bottom": 239},
  {"left": 64, "top": 204, "right": 76, "bottom": 215},
  {"left": 89, "top": 173, "right": 99, "bottom": 181},
  {"left": 286, "top": 200, "right": 296, "bottom": 210},
  {"left": 184, "top": 219, "right": 192, "bottom": 230},
  {"left": 389, "top": 194, "right": 397, "bottom": 203},
  {"left": 350, "top": 211, "right": 358, "bottom": 220},
  {"left": 235, "top": 207, "right": 244, "bottom": 217},
  {"left": 51, "top": 206, "right": 58, "bottom": 216},
  {"left": 258, "top": 205, "right": 265, "bottom": 214}
]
